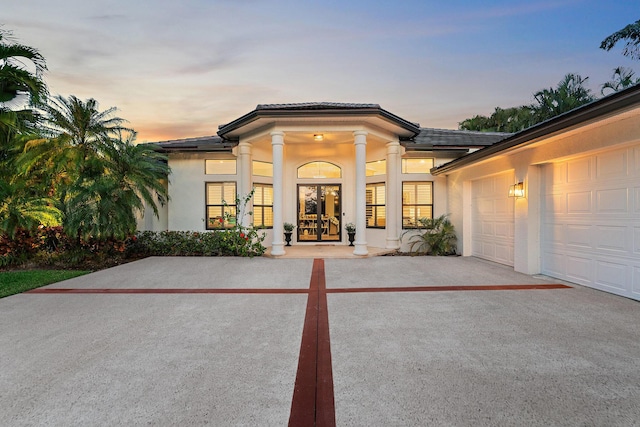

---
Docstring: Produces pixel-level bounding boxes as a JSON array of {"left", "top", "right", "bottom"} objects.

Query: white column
[
  {"left": 353, "top": 131, "right": 368, "bottom": 255},
  {"left": 385, "top": 141, "right": 400, "bottom": 249},
  {"left": 237, "top": 141, "right": 252, "bottom": 227},
  {"left": 270, "top": 131, "right": 286, "bottom": 256}
]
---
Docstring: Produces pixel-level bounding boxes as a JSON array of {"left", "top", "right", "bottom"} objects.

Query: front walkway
[
  {"left": 2, "top": 256, "right": 639, "bottom": 426},
  {"left": 266, "top": 245, "right": 396, "bottom": 258}
]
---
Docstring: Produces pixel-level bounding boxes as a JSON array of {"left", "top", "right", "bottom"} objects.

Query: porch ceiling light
[
  {"left": 508, "top": 182, "right": 525, "bottom": 198},
  {"left": 314, "top": 134, "right": 324, "bottom": 141}
]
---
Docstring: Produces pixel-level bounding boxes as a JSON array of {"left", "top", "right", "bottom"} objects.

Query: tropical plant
[
  {"left": 402, "top": 214, "right": 457, "bottom": 256},
  {"left": 601, "top": 66, "right": 640, "bottom": 95},
  {"left": 600, "top": 19, "right": 640, "bottom": 60},
  {"left": 459, "top": 106, "right": 536, "bottom": 133},
  {"left": 283, "top": 222, "right": 295, "bottom": 232},
  {"left": 532, "top": 73, "right": 596, "bottom": 122},
  {"left": 0, "top": 178, "right": 61, "bottom": 238},
  {"left": 460, "top": 74, "right": 595, "bottom": 133},
  {"left": 0, "top": 29, "right": 47, "bottom": 145},
  {"left": 20, "top": 96, "right": 168, "bottom": 242}
]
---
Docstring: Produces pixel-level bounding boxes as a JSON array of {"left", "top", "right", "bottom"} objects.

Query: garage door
[
  {"left": 542, "top": 146, "right": 640, "bottom": 301},
  {"left": 472, "top": 172, "right": 515, "bottom": 266}
]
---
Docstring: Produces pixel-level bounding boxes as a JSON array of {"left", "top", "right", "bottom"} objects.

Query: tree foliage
[
  {"left": 459, "top": 106, "right": 536, "bottom": 133},
  {"left": 601, "top": 66, "right": 640, "bottom": 95},
  {"left": 532, "top": 73, "right": 595, "bottom": 122},
  {"left": 460, "top": 73, "right": 596, "bottom": 132},
  {"left": 600, "top": 19, "right": 640, "bottom": 60},
  {"left": 20, "top": 96, "right": 169, "bottom": 241}
]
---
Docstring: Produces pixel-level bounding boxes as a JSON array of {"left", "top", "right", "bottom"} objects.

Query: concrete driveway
[{"left": 1, "top": 256, "right": 639, "bottom": 426}]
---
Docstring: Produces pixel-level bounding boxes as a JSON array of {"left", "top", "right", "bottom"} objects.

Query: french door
[{"left": 297, "top": 185, "right": 341, "bottom": 242}]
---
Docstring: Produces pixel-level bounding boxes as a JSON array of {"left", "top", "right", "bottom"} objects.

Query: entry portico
[{"left": 215, "top": 103, "right": 421, "bottom": 256}]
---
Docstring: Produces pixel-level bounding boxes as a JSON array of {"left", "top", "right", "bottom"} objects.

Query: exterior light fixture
[
  {"left": 314, "top": 134, "right": 324, "bottom": 141},
  {"left": 508, "top": 182, "right": 525, "bottom": 198}
]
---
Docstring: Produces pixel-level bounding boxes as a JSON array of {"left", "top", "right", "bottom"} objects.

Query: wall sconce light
[
  {"left": 508, "top": 182, "right": 525, "bottom": 198},
  {"left": 314, "top": 134, "right": 324, "bottom": 141}
]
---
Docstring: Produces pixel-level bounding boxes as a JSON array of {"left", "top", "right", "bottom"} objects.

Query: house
[{"left": 140, "top": 86, "right": 640, "bottom": 301}]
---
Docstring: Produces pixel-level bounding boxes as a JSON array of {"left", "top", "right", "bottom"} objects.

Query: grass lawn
[{"left": 0, "top": 270, "right": 90, "bottom": 299}]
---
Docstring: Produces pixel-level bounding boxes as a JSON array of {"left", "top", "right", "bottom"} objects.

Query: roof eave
[
  {"left": 217, "top": 107, "right": 420, "bottom": 138},
  {"left": 431, "top": 85, "right": 640, "bottom": 176}
]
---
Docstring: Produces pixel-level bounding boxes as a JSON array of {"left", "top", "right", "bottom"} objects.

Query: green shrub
[
  {"left": 126, "top": 229, "right": 266, "bottom": 258},
  {"left": 402, "top": 214, "right": 457, "bottom": 256}
]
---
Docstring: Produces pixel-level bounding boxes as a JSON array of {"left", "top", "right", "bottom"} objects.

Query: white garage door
[
  {"left": 542, "top": 145, "right": 640, "bottom": 301},
  {"left": 472, "top": 172, "right": 515, "bottom": 266}
]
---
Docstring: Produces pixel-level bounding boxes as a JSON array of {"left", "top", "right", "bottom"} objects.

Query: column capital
[
  {"left": 270, "top": 130, "right": 285, "bottom": 146},
  {"left": 353, "top": 130, "right": 368, "bottom": 138},
  {"left": 237, "top": 141, "right": 252, "bottom": 155},
  {"left": 386, "top": 140, "right": 400, "bottom": 154}
]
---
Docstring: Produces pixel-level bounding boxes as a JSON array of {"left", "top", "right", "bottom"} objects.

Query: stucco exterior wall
[{"left": 445, "top": 108, "right": 640, "bottom": 273}]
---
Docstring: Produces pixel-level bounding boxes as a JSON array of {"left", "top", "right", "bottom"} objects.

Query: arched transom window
[{"left": 297, "top": 161, "right": 341, "bottom": 179}]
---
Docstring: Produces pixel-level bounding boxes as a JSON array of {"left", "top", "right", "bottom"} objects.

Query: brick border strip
[{"left": 288, "top": 258, "right": 336, "bottom": 427}]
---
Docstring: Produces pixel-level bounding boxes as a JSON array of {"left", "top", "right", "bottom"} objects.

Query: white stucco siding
[
  {"left": 541, "top": 145, "right": 640, "bottom": 301},
  {"left": 168, "top": 153, "right": 237, "bottom": 231}
]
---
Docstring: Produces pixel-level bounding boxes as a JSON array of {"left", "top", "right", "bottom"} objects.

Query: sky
[{"left": 3, "top": 0, "right": 639, "bottom": 142}]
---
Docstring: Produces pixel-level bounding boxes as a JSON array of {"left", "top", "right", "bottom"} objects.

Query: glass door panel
[
  {"left": 298, "top": 186, "right": 318, "bottom": 241},
  {"left": 320, "top": 186, "right": 340, "bottom": 241},
  {"left": 298, "top": 185, "right": 341, "bottom": 242}
]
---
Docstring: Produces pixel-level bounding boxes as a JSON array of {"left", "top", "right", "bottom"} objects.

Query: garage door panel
[
  {"left": 548, "top": 162, "right": 567, "bottom": 184},
  {"left": 542, "top": 145, "right": 640, "bottom": 301},
  {"left": 543, "top": 223, "right": 565, "bottom": 245},
  {"left": 596, "top": 188, "right": 628, "bottom": 212},
  {"left": 594, "top": 225, "right": 627, "bottom": 252},
  {"left": 596, "top": 150, "right": 627, "bottom": 178},
  {"left": 567, "top": 158, "right": 591, "bottom": 183},
  {"left": 633, "top": 267, "right": 640, "bottom": 294},
  {"left": 542, "top": 251, "right": 565, "bottom": 277},
  {"left": 566, "top": 255, "right": 593, "bottom": 283},
  {"left": 472, "top": 172, "right": 514, "bottom": 266},
  {"left": 477, "top": 198, "right": 494, "bottom": 213},
  {"left": 566, "top": 225, "right": 591, "bottom": 248},
  {"left": 494, "top": 222, "right": 512, "bottom": 238},
  {"left": 595, "top": 260, "right": 628, "bottom": 291},
  {"left": 482, "top": 222, "right": 495, "bottom": 237},
  {"left": 634, "top": 147, "right": 640, "bottom": 174},
  {"left": 495, "top": 245, "right": 513, "bottom": 265},
  {"left": 567, "top": 191, "right": 592, "bottom": 213},
  {"left": 545, "top": 194, "right": 565, "bottom": 213}
]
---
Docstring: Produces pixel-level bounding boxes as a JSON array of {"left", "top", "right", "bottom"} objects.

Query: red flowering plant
[{"left": 219, "top": 189, "right": 266, "bottom": 257}]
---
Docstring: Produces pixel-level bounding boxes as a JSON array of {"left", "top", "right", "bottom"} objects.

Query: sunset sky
[{"left": 4, "top": 0, "right": 638, "bottom": 142}]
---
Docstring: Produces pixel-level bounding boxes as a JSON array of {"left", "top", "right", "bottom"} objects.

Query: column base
[
  {"left": 385, "top": 238, "right": 400, "bottom": 250},
  {"left": 353, "top": 242, "right": 368, "bottom": 256},
  {"left": 270, "top": 242, "right": 286, "bottom": 256}
]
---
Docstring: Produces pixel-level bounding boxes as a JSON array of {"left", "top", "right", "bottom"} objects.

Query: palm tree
[
  {"left": 0, "top": 29, "right": 56, "bottom": 238},
  {"left": 600, "top": 19, "right": 640, "bottom": 60},
  {"left": 22, "top": 97, "right": 168, "bottom": 242},
  {"left": 532, "top": 73, "right": 596, "bottom": 122},
  {"left": 0, "top": 29, "right": 47, "bottom": 145},
  {"left": 40, "top": 95, "right": 131, "bottom": 171},
  {"left": 601, "top": 67, "right": 640, "bottom": 95},
  {"left": 0, "top": 178, "right": 61, "bottom": 238},
  {"left": 64, "top": 132, "right": 169, "bottom": 241}
]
